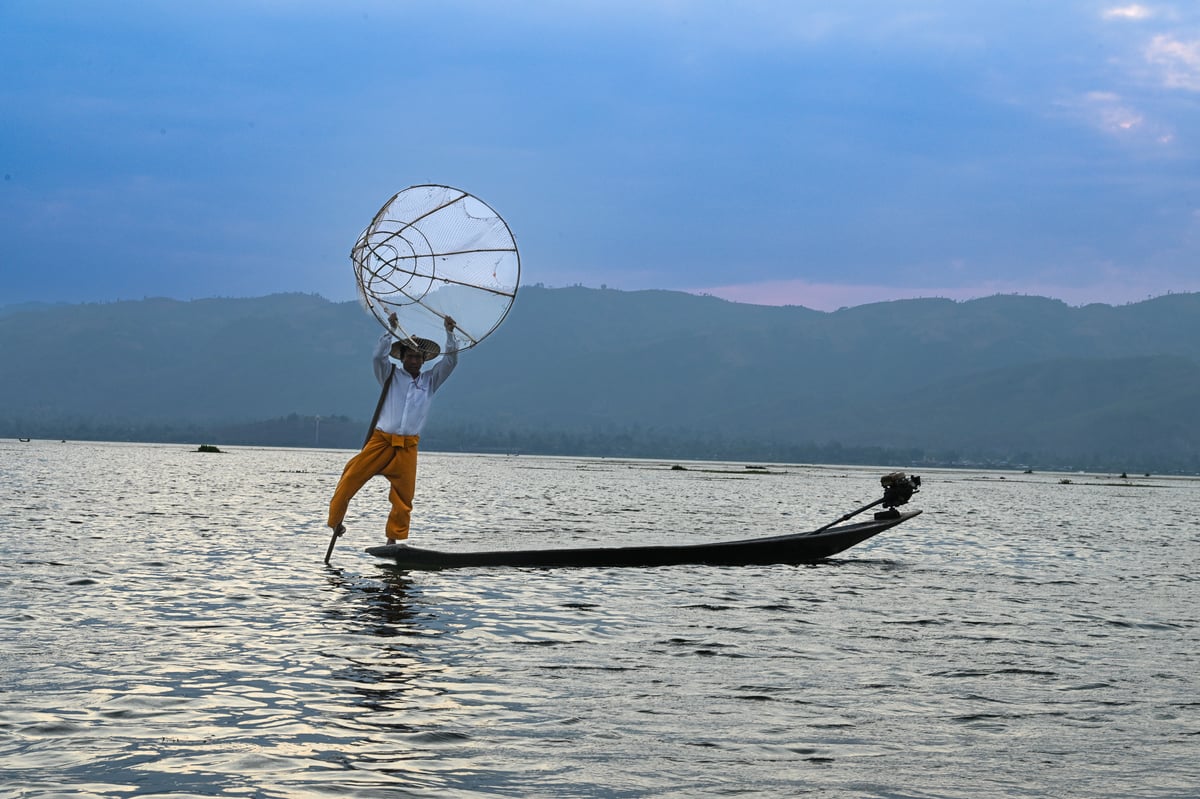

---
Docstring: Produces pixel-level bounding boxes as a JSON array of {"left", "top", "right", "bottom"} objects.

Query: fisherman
[{"left": 327, "top": 311, "right": 458, "bottom": 545}]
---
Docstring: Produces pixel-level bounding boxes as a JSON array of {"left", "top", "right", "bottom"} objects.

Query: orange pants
[{"left": 327, "top": 430, "right": 420, "bottom": 541}]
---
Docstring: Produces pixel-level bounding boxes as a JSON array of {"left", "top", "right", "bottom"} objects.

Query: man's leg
[
  {"left": 381, "top": 435, "right": 419, "bottom": 542},
  {"left": 327, "top": 430, "right": 394, "bottom": 529}
]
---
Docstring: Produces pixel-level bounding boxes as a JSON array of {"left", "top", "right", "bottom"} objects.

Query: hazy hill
[{"left": 2, "top": 287, "right": 1199, "bottom": 471}]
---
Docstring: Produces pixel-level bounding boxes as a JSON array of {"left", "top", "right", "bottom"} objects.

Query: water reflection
[
  {"left": 319, "top": 566, "right": 557, "bottom": 796},
  {"left": 324, "top": 567, "right": 425, "bottom": 638}
]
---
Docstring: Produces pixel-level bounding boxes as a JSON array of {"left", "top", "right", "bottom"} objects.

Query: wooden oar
[{"left": 323, "top": 524, "right": 345, "bottom": 565}]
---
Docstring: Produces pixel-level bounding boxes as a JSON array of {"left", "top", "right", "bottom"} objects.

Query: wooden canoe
[{"left": 365, "top": 509, "right": 921, "bottom": 570}]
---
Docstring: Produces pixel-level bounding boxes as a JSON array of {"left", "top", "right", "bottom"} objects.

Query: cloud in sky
[
  {"left": 1067, "top": 90, "right": 1175, "bottom": 146},
  {"left": 1146, "top": 34, "right": 1200, "bottom": 90},
  {"left": 1103, "top": 5, "right": 1155, "bottom": 21},
  {"left": 1, "top": 1, "right": 1199, "bottom": 309}
]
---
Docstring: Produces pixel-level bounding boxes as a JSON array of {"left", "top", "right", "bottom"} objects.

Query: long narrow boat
[{"left": 365, "top": 509, "right": 921, "bottom": 570}]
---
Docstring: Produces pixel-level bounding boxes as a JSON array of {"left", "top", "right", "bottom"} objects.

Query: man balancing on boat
[{"left": 327, "top": 311, "right": 457, "bottom": 547}]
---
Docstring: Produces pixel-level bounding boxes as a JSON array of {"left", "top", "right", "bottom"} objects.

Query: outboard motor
[
  {"left": 880, "top": 472, "right": 921, "bottom": 508},
  {"left": 815, "top": 472, "right": 925, "bottom": 532},
  {"left": 874, "top": 472, "right": 921, "bottom": 520}
]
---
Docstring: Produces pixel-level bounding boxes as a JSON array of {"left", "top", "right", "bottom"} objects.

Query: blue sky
[{"left": 2, "top": 1, "right": 1199, "bottom": 310}]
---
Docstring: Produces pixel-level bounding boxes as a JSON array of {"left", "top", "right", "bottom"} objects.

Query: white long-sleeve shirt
[{"left": 372, "top": 330, "right": 458, "bottom": 436}]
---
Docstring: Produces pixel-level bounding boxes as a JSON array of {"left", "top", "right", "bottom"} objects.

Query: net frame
[{"left": 351, "top": 184, "right": 520, "bottom": 352}]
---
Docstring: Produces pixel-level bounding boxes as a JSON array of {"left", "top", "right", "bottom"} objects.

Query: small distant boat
[
  {"left": 18, "top": 438, "right": 30, "bottom": 443},
  {"left": 367, "top": 509, "right": 921, "bottom": 570}
]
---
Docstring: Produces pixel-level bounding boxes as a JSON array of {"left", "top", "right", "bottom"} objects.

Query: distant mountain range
[{"left": 3, "top": 287, "right": 1199, "bottom": 472}]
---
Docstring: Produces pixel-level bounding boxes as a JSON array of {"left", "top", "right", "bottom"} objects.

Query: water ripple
[{"left": 1, "top": 443, "right": 1198, "bottom": 797}]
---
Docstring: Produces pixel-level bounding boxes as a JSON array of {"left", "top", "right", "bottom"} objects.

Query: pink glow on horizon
[{"left": 690, "top": 278, "right": 1200, "bottom": 311}]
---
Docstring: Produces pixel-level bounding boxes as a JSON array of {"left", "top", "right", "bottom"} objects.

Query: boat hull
[{"left": 365, "top": 509, "right": 921, "bottom": 570}]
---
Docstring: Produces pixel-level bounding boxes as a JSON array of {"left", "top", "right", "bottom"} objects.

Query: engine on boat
[{"left": 880, "top": 472, "right": 921, "bottom": 508}]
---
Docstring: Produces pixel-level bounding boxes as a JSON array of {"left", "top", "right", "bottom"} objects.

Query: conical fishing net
[{"left": 351, "top": 184, "right": 520, "bottom": 351}]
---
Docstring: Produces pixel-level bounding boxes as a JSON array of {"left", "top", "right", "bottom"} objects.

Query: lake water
[{"left": 1, "top": 440, "right": 1197, "bottom": 798}]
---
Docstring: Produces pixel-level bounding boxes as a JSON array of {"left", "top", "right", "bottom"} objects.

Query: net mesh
[{"left": 352, "top": 185, "right": 520, "bottom": 351}]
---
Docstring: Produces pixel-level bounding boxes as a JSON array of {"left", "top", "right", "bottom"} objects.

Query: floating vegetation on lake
[{"left": 669, "top": 464, "right": 786, "bottom": 475}]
